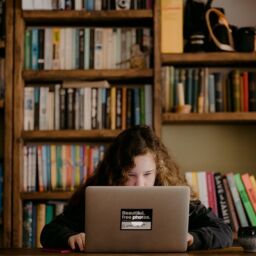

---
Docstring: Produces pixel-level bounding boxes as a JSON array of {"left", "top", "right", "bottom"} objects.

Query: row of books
[
  {"left": 0, "top": 58, "right": 4, "bottom": 99},
  {"left": 0, "top": 0, "right": 5, "bottom": 39},
  {"left": 162, "top": 67, "right": 256, "bottom": 113},
  {"left": 23, "top": 201, "right": 67, "bottom": 248},
  {"left": 24, "top": 82, "right": 152, "bottom": 131},
  {"left": 24, "top": 27, "right": 152, "bottom": 70},
  {"left": 22, "top": 0, "right": 152, "bottom": 10},
  {"left": 23, "top": 144, "right": 105, "bottom": 192},
  {"left": 185, "top": 171, "right": 256, "bottom": 233}
]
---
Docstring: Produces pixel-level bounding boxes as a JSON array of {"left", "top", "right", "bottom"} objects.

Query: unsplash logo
[{"left": 120, "top": 209, "right": 153, "bottom": 230}]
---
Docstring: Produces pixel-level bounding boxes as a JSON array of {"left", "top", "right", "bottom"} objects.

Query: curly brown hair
[{"left": 66, "top": 125, "right": 196, "bottom": 211}]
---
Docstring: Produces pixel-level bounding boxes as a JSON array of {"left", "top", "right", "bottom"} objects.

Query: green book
[
  {"left": 45, "top": 204, "right": 54, "bottom": 225},
  {"left": 234, "top": 173, "right": 256, "bottom": 226}
]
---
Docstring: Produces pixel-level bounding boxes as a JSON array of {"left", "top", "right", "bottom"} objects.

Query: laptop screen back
[{"left": 85, "top": 186, "right": 190, "bottom": 252}]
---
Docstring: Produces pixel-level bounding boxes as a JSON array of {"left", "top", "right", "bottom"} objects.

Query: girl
[{"left": 40, "top": 125, "right": 233, "bottom": 251}]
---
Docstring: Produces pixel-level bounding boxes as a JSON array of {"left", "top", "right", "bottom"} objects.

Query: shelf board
[
  {"left": 162, "top": 112, "right": 256, "bottom": 123},
  {"left": 0, "top": 39, "right": 5, "bottom": 49},
  {"left": 161, "top": 52, "right": 256, "bottom": 66},
  {"left": 22, "top": 129, "right": 122, "bottom": 141},
  {"left": 0, "top": 99, "right": 4, "bottom": 108},
  {"left": 21, "top": 191, "right": 72, "bottom": 200},
  {"left": 23, "top": 10, "right": 153, "bottom": 24},
  {"left": 23, "top": 69, "right": 153, "bottom": 82}
]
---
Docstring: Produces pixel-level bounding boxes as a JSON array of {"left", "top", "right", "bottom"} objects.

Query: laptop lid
[{"left": 85, "top": 186, "right": 190, "bottom": 252}]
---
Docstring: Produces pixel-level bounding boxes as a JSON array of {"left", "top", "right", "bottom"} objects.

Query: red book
[
  {"left": 241, "top": 173, "right": 256, "bottom": 213},
  {"left": 206, "top": 172, "right": 218, "bottom": 216}
]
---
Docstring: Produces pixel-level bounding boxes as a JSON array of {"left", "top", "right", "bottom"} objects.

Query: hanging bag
[{"left": 205, "top": 8, "right": 235, "bottom": 51}]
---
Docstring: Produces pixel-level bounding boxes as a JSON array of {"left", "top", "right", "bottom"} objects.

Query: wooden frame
[
  {"left": 12, "top": 0, "right": 160, "bottom": 247},
  {"left": 3, "top": 0, "right": 14, "bottom": 248}
]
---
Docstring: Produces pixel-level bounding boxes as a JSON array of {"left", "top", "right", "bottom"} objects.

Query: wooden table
[{"left": 0, "top": 247, "right": 251, "bottom": 255}]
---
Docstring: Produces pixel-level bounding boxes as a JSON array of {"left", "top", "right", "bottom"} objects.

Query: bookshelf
[
  {"left": 12, "top": 0, "right": 161, "bottom": 248},
  {"left": 160, "top": 0, "right": 256, "bottom": 237},
  {"left": 0, "top": 0, "right": 14, "bottom": 248}
]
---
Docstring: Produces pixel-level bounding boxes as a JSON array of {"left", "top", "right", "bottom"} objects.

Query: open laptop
[{"left": 85, "top": 186, "right": 190, "bottom": 252}]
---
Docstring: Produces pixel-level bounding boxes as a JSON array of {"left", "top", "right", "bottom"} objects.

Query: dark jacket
[{"left": 40, "top": 200, "right": 233, "bottom": 250}]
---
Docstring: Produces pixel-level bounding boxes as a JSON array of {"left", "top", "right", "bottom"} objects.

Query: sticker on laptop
[{"left": 120, "top": 209, "right": 152, "bottom": 230}]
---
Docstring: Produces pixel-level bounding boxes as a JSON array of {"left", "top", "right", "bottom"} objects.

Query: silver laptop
[{"left": 85, "top": 186, "right": 190, "bottom": 253}]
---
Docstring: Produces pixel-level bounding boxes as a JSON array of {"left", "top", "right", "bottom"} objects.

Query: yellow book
[
  {"left": 161, "top": 0, "right": 183, "bottom": 53},
  {"left": 191, "top": 171, "right": 199, "bottom": 197},
  {"left": 50, "top": 144, "right": 57, "bottom": 190},
  {"left": 36, "top": 204, "right": 46, "bottom": 247},
  {"left": 250, "top": 175, "right": 256, "bottom": 193}
]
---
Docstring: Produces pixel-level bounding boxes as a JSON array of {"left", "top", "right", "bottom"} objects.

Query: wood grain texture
[{"left": 3, "top": 0, "right": 14, "bottom": 248}]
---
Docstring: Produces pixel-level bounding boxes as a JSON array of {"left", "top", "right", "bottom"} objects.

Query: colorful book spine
[{"left": 234, "top": 173, "right": 256, "bottom": 226}]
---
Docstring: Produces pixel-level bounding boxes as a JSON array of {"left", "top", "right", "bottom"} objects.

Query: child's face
[{"left": 124, "top": 152, "right": 156, "bottom": 187}]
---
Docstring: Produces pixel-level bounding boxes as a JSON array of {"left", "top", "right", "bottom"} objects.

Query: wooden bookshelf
[
  {"left": 21, "top": 192, "right": 72, "bottom": 200},
  {"left": 23, "top": 10, "right": 153, "bottom": 23},
  {"left": 12, "top": 0, "right": 161, "bottom": 248},
  {"left": 23, "top": 69, "right": 153, "bottom": 82},
  {"left": 1, "top": 0, "right": 14, "bottom": 248},
  {"left": 163, "top": 112, "right": 256, "bottom": 124},
  {"left": 22, "top": 130, "right": 122, "bottom": 141},
  {"left": 161, "top": 52, "right": 256, "bottom": 66}
]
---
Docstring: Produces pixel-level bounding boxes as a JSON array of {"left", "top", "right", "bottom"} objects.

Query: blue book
[
  {"left": 31, "top": 28, "right": 39, "bottom": 70},
  {"left": 42, "top": 146, "right": 48, "bottom": 191}
]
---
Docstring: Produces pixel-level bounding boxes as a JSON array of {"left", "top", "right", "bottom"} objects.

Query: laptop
[{"left": 85, "top": 186, "right": 190, "bottom": 252}]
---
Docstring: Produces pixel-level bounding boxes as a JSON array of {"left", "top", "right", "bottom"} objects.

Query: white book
[
  {"left": 197, "top": 171, "right": 209, "bottom": 208},
  {"left": 23, "top": 146, "right": 28, "bottom": 191},
  {"left": 54, "top": 84, "right": 61, "bottom": 130},
  {"left": 58, "top": 0, "right": 65, "bottom": 10},
  {"left": 34, "top": 0, "right": 44, "bottom": 9},
  {"left": 115, "top": 28, "right": 121, "bottom": 68},
  {"left": 24, "top": 87, "right": 35, "bottom": 131},
  {"left": 44, "top": 28, "right": 53, "bottom": 69},
  {"left": 144, "top": 85, "right": 152, "bottom": 127},
  {"left": 106, "top": 28, "right": 113, "bottom": 69},
  {"left": 94, "top": 0, "right": 102, "bottom": 10},
  {"left": 94, "top": 28, "right": 104, "bottom": 69},
  {"left": 83, "top": 88, "right": 91, "bottom": 129},
  {"left": 43, "top": 0, "right": 53, "bottom": 9},
  {"left": 74, "top": 0, "right": 83, "bottom": 10},
  {"left": 22, "top": 0, "right": 34, "bottom": 10},
  {"left": 39, "top": 87, "right": 49, "bottom": 130},
  {"left": 65, "top": 28, "right": 73, "bottom": 69},
  {"left": 185, "top": 172, "right": 193, "bottom": 187}
]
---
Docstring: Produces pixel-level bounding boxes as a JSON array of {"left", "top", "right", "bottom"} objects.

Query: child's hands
[
  {"left": 187, "top": 233, "right": 194, "bottom": 247},
  {"left": 68, "top": 232, "right": 86, "bottom": 251}
]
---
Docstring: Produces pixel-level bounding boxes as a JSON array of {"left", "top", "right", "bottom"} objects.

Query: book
[
  {"left": 234, "top": 173, "right": 256, "bottom": 226},
  {"left": 214, "top": 173, "right": 231, "bottom": 225},
  {"left": 161, "top": 0, "right": 183, "bottom": 53},
  {"left": 241, "top": 173, "right": 256, "bottom": 213},
  {"left": 222, "top": 177, "right": 239, "bottom": 233},
  {"left": 226, "top": 172, "right": 249, "bottom": 227}
]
